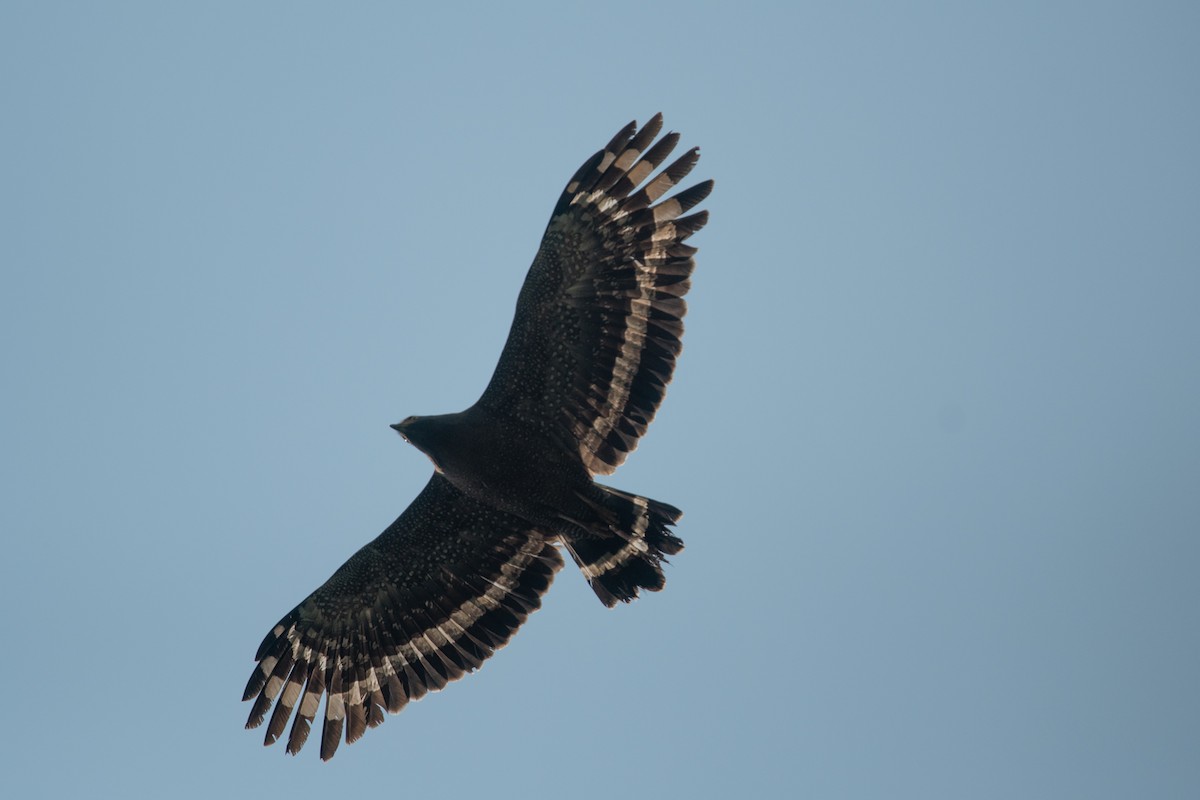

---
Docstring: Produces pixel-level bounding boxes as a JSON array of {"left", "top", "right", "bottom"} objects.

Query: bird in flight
[{"left": 243, "top": 114, "right": 712, "bottom": 760}]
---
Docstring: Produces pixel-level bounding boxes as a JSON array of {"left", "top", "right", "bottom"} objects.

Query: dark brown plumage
[{"left": 244, "top": 114, "right": 711, "bottom": 759}]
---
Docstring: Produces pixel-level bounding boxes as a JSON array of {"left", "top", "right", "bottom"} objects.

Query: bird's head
[
  {"left": 390, "top": 415, "right": 418, "bottom": 443},
  {"left": 390, "top": 415, "right": 444, "bottom": 472}
]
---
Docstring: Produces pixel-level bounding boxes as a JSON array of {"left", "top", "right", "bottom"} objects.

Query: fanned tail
[{"left": 563, "top": 484, "right": 684, "bottom": 607}]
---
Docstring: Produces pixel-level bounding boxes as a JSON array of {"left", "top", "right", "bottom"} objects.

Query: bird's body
[
  {"left": 394, "top": 408, "right": 593, "bottom": 533},
  {"left": 244, "top": 114, "right": 711, "bottom": 759}
]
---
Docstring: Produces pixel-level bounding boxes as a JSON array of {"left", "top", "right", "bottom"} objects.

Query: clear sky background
[{"left": 3, "top": 2, "right": 1197, "bottom": 798}]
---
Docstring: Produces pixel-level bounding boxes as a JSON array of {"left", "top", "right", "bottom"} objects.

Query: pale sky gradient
[{"left": 3, "top": 2, "right": 1198, "bottom": 798}]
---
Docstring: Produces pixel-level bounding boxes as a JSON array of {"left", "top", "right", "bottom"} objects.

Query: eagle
[{"left": 243, "top": 114, "right": 712, "bottom": 760}]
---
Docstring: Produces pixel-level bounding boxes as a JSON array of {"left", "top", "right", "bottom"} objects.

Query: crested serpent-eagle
[{"left": 243, "top": 114, "right": 712, "bottom": 759}]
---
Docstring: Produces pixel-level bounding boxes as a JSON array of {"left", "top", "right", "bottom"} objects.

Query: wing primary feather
[
  {"left": 593, "top": 113, "right": 663, "bottom": 194},
  {"left": 264, "top": 659, "right": 307, "bottom": 745},
  {"left": 286, "top": 661, "right": 324, "bottom": 755},
  {"left": 320, "top": 660, "right": 345, "bottom": 761}
]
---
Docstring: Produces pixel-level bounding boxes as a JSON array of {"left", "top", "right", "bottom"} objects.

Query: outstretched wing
[
  {"left": 243, "top": 474, "right": 563, "bottom": 760},
  {"left": 478, "top": 114, "right": 712, "bottom": 475}
]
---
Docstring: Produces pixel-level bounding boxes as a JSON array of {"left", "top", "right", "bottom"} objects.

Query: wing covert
[
  {"left": 478, "top": 114, "right": 712, "bottom": 475},
  {"left": 242, "top": 473, "right": 563, "bottom": 760}
]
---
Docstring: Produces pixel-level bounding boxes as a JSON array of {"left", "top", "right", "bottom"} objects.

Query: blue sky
[{"left": 3, "top": 2, "right": 1198, "bottom": 797}]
